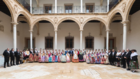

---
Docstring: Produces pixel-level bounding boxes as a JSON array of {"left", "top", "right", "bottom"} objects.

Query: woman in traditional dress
[
  {"left": 115, "top": 50, "right": 121, "bottom": 66},
  {"left": 83, "top": 50, "right": 87, "bottom": 61},
  {"left": 34, "top": 53, "right": 38, "bottom": 62},
  {"left": 57, "top": 50, "right": 61, "bottom": 62},
  {"left": 61, "top": 50, "right": 67, "bottom": 63},
  {"left": 66, "top": 52, "right": 70, "bottom": 63},
  {"left": 130, "top": 49, "right": 139, "bottom": 72},
  {"left": 86, "top": 51, "right": 90, "bottom": 64},
  {"left": 72, "top": 50, "right": 79, "bottom": 63},
  {"left": 41, "top": 51, "right": 45, "bottom": 62},
  {"left": 29, "top": 52, "right": 34, "bottom": 62},
  {"left": 52, "top": 51, "right": 55, "bottom": 63},
  {"left": 95, "top": 51, "right": 101, "bottom": 64},
  {"left": 79, "top": 50, "right": 84, "bottom": 62},
  {"left": 55, "top": 52, "right": 58, "bottom": 62},
  {"left": 45, "top": 52, "right": 49, "bottom": 62},
  {"left": 104, "top": 51, "right": 109, "bottom": 64},
  {"left": 38, "top": 52, "right": 42, "bottom": 63}
]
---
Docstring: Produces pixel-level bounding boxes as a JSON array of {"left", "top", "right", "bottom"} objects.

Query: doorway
[
  {"left": 25, "top": 37, "right": 35, "bottom": 50},
  {"left": 105, "top": 37, "right": 116, "bottom": 50}
]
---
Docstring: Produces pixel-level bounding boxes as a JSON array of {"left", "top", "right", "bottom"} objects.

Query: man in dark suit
[
  {"left": 3, "top": 48, "right": 10, "bottom": 68},
  {"left": 121, "top": 50, "right": 126, "bottom": 68},
  {"left": 15, "top": 49, "right": 20, "bottom": 65},
  {"left": 108, "top": 50, "right": 112, "bottom": 65},
  {"left": 69, "top": 49, "right": 73, "bottom": 62},
  {"left": 111, "top": 49, "right": 116, "bottom": 65},
  {"left": 124, "top": 49, "right": 131, "bottom": 70},
  {"left": 10, "top": 48, "right": 15, "bottom": 66}
]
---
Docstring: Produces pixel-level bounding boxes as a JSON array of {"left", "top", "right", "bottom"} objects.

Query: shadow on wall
[{"left": 0, "top": 56, "right": 4, "bottom": 67}]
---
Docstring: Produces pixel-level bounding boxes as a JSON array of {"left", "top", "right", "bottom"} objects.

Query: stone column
[
  {"left": 122, "top": 20, "right": 129, "bottom": 50},
  {"left": 80, "top": 30, "right": 83, "bottom": 50},
  {"left": 55, "top": 30, "right": 57, "bottom": 50},
  {"left": 30, "top": 0, "right": 32, "bottom": 14},
  {"left": 55, "top": 0, "right": 57, "bottom": 13},
  {"left": 107, "top": 0, "right": 110, "bottom": 12},
  {"left": 29, "top": 30, "right": 33, "bottom": 50},
  {"left": 80, "top": 0, "right": 83, "bottom": 13},
  {"left": 12, "top": 22, "right": 18, "bottom": 51},
  {"left": 106, "top": 29, "right": 110, "bottom": 52}
]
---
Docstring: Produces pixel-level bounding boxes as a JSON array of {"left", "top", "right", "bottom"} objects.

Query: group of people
[{"left": 3, "top": 48, "right": 139, "bottom": 72}]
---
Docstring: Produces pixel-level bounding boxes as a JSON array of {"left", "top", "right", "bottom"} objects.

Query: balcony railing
[
  {"left": 32, "top": 5, "right": 107, "bottom": 14},
  {"left": 17, "top": 0, "right": 30, "bottom": 12}
]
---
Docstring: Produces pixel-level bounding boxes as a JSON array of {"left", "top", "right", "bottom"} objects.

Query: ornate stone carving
[
  {"left": 14, "top": 5, "right": 19, "bottom": 14},
  {"left": 54, "top": 17, "right": 58, "bottom": 24},
  {"left": 0, "top": 25, "right": 4, "bottom": 32},
  {"left": 79, "top": 17, "right": 84, "bottom": 24},
  {"left": 122, "top": 3, "right": 126, "bottom": 12}
]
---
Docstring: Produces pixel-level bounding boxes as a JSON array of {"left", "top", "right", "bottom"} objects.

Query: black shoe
[
  {"left": 127, "top": 68, "right": 130, "bottom": 70},
  {"left": 4, "top": 67, "right": 6, "bottom": 68},
  {"left": 7, "top": 66, "right": 10, "bottom": 67}
]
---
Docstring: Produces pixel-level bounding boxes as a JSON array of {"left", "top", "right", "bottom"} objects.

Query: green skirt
[{"left": 130, "top": 60, "right": 139, "bottom": 69}]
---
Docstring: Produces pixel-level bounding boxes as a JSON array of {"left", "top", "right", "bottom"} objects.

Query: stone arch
[
  {"left": 108, "top": 9, "right": 124, "bottom": 28},
  {"left": 124, "top": 0, "right": 135, "bottom": 21},
  {"left": 16, "top": 11, "right": 31, "bottom": 26},
  {"left": 31, "top": 18, "right": 55, "bottom": 31},
  {"left": 57, "top": 17, "right": 81, "bottom": 30},
  {"left": 3, "top": 0, "right": 15, "bottom": 23},
  {"left": 82, "top": 17, "right": 107, "bottom": 30}
]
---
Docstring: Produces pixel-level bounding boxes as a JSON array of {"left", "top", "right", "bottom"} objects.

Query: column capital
[
  {"left": 121, "top": 20, "right": 129, "bottom": 24},
  {"left": 29, "top": 30, "right": 33, "bottom": 32},
  {"left": 106, "top": 29, "right": 110, "bottom": 32},
  {"left": 11, "top": 22, "right": 18, "bottom": 25}
]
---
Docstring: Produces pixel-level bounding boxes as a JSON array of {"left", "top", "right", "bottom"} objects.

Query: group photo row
[{"left": 3, "top": 48, "right": 139, "bottom": 73}]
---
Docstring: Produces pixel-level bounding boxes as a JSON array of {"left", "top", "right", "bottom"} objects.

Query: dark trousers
[
  {"left": 70, "top": 55, "right": 72, "bottom": 62},
  {"left": 121, "top": 59, "right": 126, "bottom": 68},
  {"left": 109, "top": 58, "right": 111, "bottom": 64},
  {"left": 10, "top": 57, "right": 15, "bottom": 66},
  {"left": 4, "top": 56, "right": 9, "bottom": 68},
  {"left": 126, "top": 59, "right": 130, "bottom": 69},
  {"left": 16, "top": 56, "right": 20, "bottom": 65},
  {"left": 111, "top": 58, "right": 115, "bottom": 65}
]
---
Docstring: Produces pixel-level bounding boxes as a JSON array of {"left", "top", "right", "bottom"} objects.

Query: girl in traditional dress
[
  {"left": 72, "top": 50, "right": 79, "bottom": 63},
  {"left": 45, "top": 52, "right": 49, "bottom": 62},
  {"left": 130, "top": 49, "right": 139, "bottom": 72},
  {"left": 48, "top": 52, "right": 52, "bottom": 63},
  {"left": 38, "top": 52, "right": 42, "bottom": 63},
  {"left": 55, "top": 52, "right": 58, "bottom": 62},
  {"left": 116, "top": 50, "right": 122, "bottom": 67},
  {"left": 95, "top": 51, "right": 101, "bottom": 64},
  {"left": 79, "top": 50, "right": 84, "bottom": 62},
  {"left": 86, "top": 52, "right": 90, "bottom": 64},
  {"left": 57, "top": 50, "right": 61, "bottom": 62},
  {"left": 41, "top": 51, "right": 45, "bottom": 62},
  {"left": 66, "top": 52, "right": 70, "bottom": 63},
  {"left": 91, "top": 51, "right": 95, "bottom": 64},
  {"left": 61, "top": 50, "right": 67, "bottom": 63}
]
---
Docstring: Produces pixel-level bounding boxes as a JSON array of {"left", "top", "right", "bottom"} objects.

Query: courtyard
[{"left": 0, "top": 62, "right": 140, "bottom": 79}]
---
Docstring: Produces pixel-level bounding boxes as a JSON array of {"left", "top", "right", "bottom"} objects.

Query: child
[{"left": 66, "top": 52, "right": 70, "bottom": 63}]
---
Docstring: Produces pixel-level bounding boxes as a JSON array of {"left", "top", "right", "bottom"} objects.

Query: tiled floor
[{"left": 0, "top": 63, "right": 140, "bottom": 79}]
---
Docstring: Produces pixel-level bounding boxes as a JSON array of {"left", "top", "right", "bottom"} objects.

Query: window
[
  {"left": 45, "top": 37, "right": 53, "bottom": 49},
  {"left": 86, "top": 4, "right": 94, "bottom": 13},
  {"left": 65, "top": 37, "right": 74, "bottom": 49},
  {"left": 44, "top": 4, "right": 52, "bottom": 13},
  {"left": 85, "top": 37, "right": 94, "bottom": 49},
  {"left": 65, "top": 4, "right": 73, "bottom": 13}
]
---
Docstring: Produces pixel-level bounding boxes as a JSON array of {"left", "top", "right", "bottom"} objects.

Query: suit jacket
[
  {"left": 3, "top": 50, "right": 10, "bottom": 57},
  {"left": 121, "top": 52, "right": 126, "bottom": 60},
  {"left": 15, "top": 51, "right": 20, "bottom": 57},
  {"left": 10, "top": 51, "right": 15, "bottom": 57},
  {"left": 108, "top": 53, "right": 112, "bottom": 59},
  {"left": 111, "top": 51, "right": 116, "bottom": 58},
  {"left": 124, "top": 51, "right": 131, "bottom": 60}
]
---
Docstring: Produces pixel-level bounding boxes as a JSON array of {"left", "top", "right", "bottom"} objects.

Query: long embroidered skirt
[
  {"left": 61, "top": 55, "right": 66, "bottom": 63},
  {"left": 38, "top": 56, "right": 42, "bottom": 63},
  {"left": 86, "top": 57, "right": 90, "bottom": 64},
  {"left": 52, "top": 56, "right": 55, "bottom": 62},
  {"left": 72, "top": 55, "right": 79, "bottom": 63},
  {"left": 29, "top": 54, "right": 34, "bottom": 62},
  {"left": 58, "top": 56, "right": 61, "bottom": 62},
  {"left": 45, "top": 56, "right": 49, "bottom": 62},
  {"left": 95, "top": 56, "right": 101, "bottom": 64},
  {"left": 55, "top": 56, "right": 58, "bottom": 62},
  {"left": 41, "top": 56, "right": 45, "bottom": 62},
  {"left": 66, "top": 56, "right": 70, "bottom": 63},
  {"left": 34, "top": 54, "right": 38, "bottom": 62},
  {"left": 130, "top": 60, "right": 139, "bottom": 69},
  {"left": 79, "top": 54, "right": 84, "bottom": 62},
  {"left": 48, "top": 57, "right": 52, "bottom": 62}
]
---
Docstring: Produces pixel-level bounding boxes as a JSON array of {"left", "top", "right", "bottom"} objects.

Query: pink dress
[
  {"left": 45, "top": 55, "right": 49, "bottom": 62},
  {"left": 66, "top": 54, "right": 70, "bottom": 63},
  {"left": 57, "top": 54, "right": 61, "bottom": 62},
  {"left": 52, "top": 55, "right": 55, "bottom": 62},
  {"left": 38, "top": 53, "right": 42, "bottom": 63}
]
